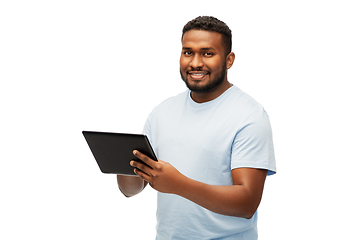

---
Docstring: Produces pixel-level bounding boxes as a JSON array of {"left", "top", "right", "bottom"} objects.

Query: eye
[
  {"left": 204, "top": 52, "right": 214, "bottom": 57},
  {"left": 183, "top": 51, "right": 193, "bottom": 56}
]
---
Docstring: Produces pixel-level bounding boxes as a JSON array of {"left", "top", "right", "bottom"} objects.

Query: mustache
[{"left": 186, "top": 67, "right": 210, "bottom": 73}]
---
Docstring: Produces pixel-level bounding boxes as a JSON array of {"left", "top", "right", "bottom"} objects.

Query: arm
[
  {"left": 177, "top": 168, "right": 267, "bottom": 218},
  {"left": 131, "top": 150, "right": 267, "bottom": 219},
  {"left": 116, "top": 175, "right": 148, "bottom": 198}
]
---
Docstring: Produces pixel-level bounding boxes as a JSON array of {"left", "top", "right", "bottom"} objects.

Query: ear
[{"left": 226, "top": 52, "right": 235, "bottom": 69}]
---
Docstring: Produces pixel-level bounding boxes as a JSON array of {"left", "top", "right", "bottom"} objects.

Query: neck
[{"left": 191, "top": 80, "right": 232, "bottom": 103}]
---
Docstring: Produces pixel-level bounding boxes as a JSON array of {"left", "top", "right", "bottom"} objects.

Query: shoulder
[
  {"left": 153, "top": 90, "right": 188, "bottom": 111},
  {"left": 147, "top": 90, "right": 188, "bottom": 118},
  {"left": 223, "top": 86, "right": 266, "bottom": 119},
  {"left": 229, "top": 86, "right": 262, "bottom": 108}
]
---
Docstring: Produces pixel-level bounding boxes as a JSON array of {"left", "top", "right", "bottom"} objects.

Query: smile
[{"left": 188, "top": 72, "right": 209, "bottom": 80}]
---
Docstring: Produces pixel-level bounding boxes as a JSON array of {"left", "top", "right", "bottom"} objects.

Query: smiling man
[{"left": 117, "top": 16, "right": 276, "bottom": 240}]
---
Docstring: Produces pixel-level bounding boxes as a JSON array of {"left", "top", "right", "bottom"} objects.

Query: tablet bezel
[{"left": 83, "top": 131, "right": 157, "bottom": 176}]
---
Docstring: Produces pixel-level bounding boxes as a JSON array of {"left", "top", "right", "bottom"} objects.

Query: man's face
[{"left": 180, "top": 30, "right": 227, "bottom": 93}]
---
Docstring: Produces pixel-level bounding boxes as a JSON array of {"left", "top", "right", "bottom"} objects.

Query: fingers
[
  {"left": 130, "top": 159, "right": 148, "bottom": 173},
  {"left": 131, "top": 150, "right": 153, "bottom": 181},
  {"left": 133, "top": 150, "right": 157, "bottom": 169},
  {"left": 133, "top": 167, "right": 148, "bottom": 181},
  {"left": 131, "top": 160, "right": 150, "bottom": 181}
]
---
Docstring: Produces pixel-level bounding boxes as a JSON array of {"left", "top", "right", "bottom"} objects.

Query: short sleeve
[
  {"left": 142, "top": 107, "right": 158, "bottom": 156},
  {"left": 231, "top": 108, "right": 276, "bottom": 176},
  {"left": 142, "top": 115, "right": 151, "bottom": 138}
]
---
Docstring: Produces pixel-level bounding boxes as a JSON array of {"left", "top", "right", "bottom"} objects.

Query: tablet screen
[{"left": 83, "top": 131, "right": 157, "bottom": 175}]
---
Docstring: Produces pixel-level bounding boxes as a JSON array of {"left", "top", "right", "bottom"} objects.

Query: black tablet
[{"left": 82, "top": 131, "right": 157, "bottom": 175}]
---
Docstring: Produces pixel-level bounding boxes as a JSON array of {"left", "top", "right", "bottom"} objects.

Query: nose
[{"left": 189, "top": 54, "right": 204, "bottom": 69}]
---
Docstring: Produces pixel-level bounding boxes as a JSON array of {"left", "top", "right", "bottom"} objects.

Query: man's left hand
[{"left": 130, "top": 150, "right": 186, "bottom": 194}]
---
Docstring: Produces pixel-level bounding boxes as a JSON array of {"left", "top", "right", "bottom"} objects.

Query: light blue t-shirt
[{"left": 143, "top": 86, "right": 276, "bottom": 240}]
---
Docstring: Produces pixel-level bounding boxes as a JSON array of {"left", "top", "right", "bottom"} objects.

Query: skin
[
  {"left": 117, "top": 30, "right": 268, "bottom": 219},
  {"left": 180, "top": 30, "right": 235, "bottom": 103}
]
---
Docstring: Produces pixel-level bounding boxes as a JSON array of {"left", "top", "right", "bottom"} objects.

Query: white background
[{"left": 1, "top": 0, "right": 359, "bottom": 239}]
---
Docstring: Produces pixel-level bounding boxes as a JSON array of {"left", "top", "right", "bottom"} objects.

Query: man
[{"left": 117, "top": 16, "right": 276, "bottom": 239}]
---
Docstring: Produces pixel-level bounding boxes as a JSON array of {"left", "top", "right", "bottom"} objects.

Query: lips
[{"left": 187, "top": 71, "right": 209, "bottom": 80}]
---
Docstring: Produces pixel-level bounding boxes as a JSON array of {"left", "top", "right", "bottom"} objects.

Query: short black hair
[{"left": 182, "top": 16, "right": 232, "bottom": 55}]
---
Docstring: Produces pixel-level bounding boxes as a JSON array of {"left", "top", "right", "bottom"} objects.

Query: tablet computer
[{"left": 82, "top": 131, "right": 157, "bottom": 176}]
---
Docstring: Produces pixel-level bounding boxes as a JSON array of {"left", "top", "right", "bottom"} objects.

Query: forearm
[
  {"left": 176, "top": 176, "right": 259, "bottom": 219},
  {"left": 117, "top": 175, "right": 147, "bottom": 197}
]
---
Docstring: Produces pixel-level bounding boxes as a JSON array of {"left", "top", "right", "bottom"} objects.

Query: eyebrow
[{"left": 182, "top": 47, "right": 216, "bottom": 51}]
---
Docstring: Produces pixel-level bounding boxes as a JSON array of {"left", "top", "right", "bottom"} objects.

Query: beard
[{"left": 180, "top": 62, "right": 227, "bottom": 93}]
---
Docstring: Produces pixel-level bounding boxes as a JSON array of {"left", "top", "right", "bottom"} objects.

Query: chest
[{"left": 152, "top": 105, "right": 240, "bottom": 184}]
